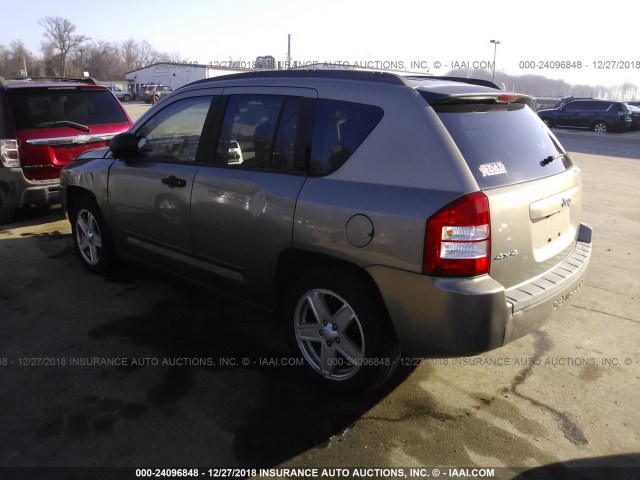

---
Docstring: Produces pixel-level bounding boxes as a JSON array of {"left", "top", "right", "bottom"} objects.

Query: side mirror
[{"left": 109, "top": 132, "right": 138, "bottom": 158}]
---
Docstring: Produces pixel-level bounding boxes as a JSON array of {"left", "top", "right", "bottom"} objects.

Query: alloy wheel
[
  {"left": 294, "top": 289, "right": 365, "bottom": 381},
  {"left": 75, "top": 209, "right": 103, "bottom": 266}
]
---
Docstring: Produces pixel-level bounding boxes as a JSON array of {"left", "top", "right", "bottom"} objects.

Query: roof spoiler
[
  {"left": 407, "top": 75, "right": 501, "bottom": 90},
  {"left": 426, "top": 92, "right": 534, "bottom": 107},
  {"left": 0, "top": 76, "right": 98, "bottom": 86}
]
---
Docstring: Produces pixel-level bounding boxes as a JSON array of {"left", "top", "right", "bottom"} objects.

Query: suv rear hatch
[
  {"left": 420, "top": 88, "right": 582, "bottom": 290},
  {"left": 6, "top": 85, "right": 130, "bottom": 181}
]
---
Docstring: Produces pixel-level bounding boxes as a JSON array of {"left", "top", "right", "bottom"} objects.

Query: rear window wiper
[
  {"left": 36, "top": 120, "right": 91, "bottom": 132},
  {"left": 540, "top": 153, "right": 565, "bottom": 166}
]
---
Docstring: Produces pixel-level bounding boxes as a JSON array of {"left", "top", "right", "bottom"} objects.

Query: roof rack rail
[
  {"left": 407, "top": 75, "right": 501, "bottom": 90},
  {"left": 1, "top": 76, "right": 98, "bottom": 85},
  {"left": 186, "top": 69, "right": 409, "bottom": 87}
]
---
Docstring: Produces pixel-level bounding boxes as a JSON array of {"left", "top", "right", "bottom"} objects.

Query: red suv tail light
[
  {"left": 0, "top": 139, "right": 20, "bottom": 167},
  {"left": 423, "top": 192, "right": 491, "bottom": 277}
]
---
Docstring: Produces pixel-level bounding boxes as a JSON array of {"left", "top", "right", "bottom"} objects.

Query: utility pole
[{"left": 490, "top": 40, "right": 500, "bottom": 82}]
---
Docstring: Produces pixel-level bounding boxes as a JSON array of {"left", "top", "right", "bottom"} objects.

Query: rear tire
[
  {"left": 593, "top": 121, "right": 608, "bottom": 133},
  {"left": 283, "top": 267, "right": 399, "bottom": 393},
  {"left": 123, "top": 94, "right": 131, "bottom": 101},
  {"left": 70, "top": 196, "right": 115, "bottom": 274},
  {"left": 0, "top": 198, "right": 16, "bottom": 225}
]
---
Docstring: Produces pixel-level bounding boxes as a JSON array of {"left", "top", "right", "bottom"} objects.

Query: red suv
[{"left": 0, "top": 77, "right": 131, "bottom": 224}]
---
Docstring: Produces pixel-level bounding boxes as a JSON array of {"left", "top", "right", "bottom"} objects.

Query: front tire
[
  {"left": 593, "top": 121, "right": 608, "bottom": 133},
  {"left": 284, "top": 267, "right": 399, "bottom": 393},
  {"left": 71, "top": 196, "right": 115, "bottom": 274}
]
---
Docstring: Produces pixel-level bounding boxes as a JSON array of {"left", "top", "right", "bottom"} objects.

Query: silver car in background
[
  {"left": 107, "top": 85, "right": 133, "bottom": 101},
  {"left": 61, "top": 71, "right": 592, "bottom": 392}
]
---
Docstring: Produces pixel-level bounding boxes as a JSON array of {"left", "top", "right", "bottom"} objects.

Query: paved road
[
  {"left": 123, "top": 101, "right": 151, "bottom": 123},
  {"left": 0, "top": 134, "right": 638, "bottom": 477},
  {"left": 554, "top": 129, "right": 640, "bottom": 160}
]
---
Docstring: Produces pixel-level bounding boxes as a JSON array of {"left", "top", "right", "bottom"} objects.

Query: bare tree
[
  {"left": 121, "top": 39, "right": 140, "bottom": 72},
  {"left": 136, "top": 40, "right": 164, "bottom": 68},
  {"left": 166, "top": 51, "right": 189, "bottom": 63},
  {"left": 39, "top": 16, "right": 89, "bottom": 76}
]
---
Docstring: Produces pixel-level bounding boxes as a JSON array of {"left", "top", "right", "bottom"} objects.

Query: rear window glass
[
  {"left": 7, "top": 88, "right": 128, "bottom": 131},
  {"left": 431, "top": 101, "right": 573, "bottom": 189},
  {"left": 310, "top": 99, "right": 383, "bottom": 175}
]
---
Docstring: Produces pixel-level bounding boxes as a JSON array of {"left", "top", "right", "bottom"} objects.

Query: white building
[{"left": 124, "top": 62, "right": 255, "bottom": 94}]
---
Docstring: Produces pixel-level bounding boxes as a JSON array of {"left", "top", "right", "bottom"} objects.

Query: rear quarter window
[
  {"left": 432, "top": 101, "right": 573, "bottom": 189},
  {"left": 310, "top": 99, "right": 383, "bottom": 175}
]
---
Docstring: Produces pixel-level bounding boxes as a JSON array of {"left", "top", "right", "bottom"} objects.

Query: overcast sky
[{"left": 3, "top": 0, "right": 639, "bottom": 88}]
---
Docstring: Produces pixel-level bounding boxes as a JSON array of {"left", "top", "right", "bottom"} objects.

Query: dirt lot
[{"left": 0, "top": 124, "right": 638, "bottom": 479}]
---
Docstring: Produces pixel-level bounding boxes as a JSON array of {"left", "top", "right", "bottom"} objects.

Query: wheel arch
[
  {"left": 65, "top": 185, "right": 89, "bottom": 210},
  {"left": 274, "top": 249, "right": 392, "bottom": 321}
]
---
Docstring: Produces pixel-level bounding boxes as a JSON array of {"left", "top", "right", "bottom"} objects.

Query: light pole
[
  {"left": 490, "top": 40, "right": 500, "bottom": 82},
  {"left": 79, "top": 49, "right": 83, "bottom": 77}
]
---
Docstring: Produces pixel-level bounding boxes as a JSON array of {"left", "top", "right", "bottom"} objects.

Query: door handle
[{"left": 161, "top": 175, "right": 187, "bottom": 188}]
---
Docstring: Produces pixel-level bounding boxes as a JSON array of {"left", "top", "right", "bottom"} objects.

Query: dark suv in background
[
  {"left": 137, "top": 85, "right": 174, "bottom": 103},
  {"left": 0, "top": 77, "right": 131, "bottom": 224},
  {"left": 537, "top": 99, "right": 632, "bottom": 133}
]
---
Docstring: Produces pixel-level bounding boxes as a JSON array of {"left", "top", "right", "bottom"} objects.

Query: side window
[
  {"left": 564, "top": 102, "right": 581, "bottom": 111},
  {"left": 215, "top": 94, "right": 305, "bottom": 173},
  {"left": 310, "top": 99, "right": 383, "bottom": 176},
  {"left": 135, "top": 96, "right": 212, "bottom": 163}
]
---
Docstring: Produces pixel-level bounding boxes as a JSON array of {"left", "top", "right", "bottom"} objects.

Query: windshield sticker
[{"left": 479, "top": 162, "right": 507, "bottom": 177}]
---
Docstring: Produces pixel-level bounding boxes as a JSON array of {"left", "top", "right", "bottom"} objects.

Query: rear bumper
[
  {"left": 0, "top": 168, "right": 60, "bottom": 209},
  {"left": 367, "top": 223, "right": 593, "bottom": 357}
]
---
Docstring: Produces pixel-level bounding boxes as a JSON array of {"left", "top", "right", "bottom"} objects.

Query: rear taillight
[
  {"left": 423, "top": 192, "right": 491, "bottom": 277},
  {"left": 0, "top": 139, "right": 20, "bottom": 167}
]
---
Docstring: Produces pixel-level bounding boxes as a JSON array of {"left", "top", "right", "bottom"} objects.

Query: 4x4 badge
[{"left": 494, "top": 249, "right": 518, "bottom": 260}]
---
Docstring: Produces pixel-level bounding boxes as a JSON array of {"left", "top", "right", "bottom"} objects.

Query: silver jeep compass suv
[{"left": 61, "top": 70, "right": 592, "bottom": 392}]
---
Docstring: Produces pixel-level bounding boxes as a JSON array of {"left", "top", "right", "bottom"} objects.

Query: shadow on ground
[
  {"left": 512, "top": 453, "right": 640, "bottom": 480},
  {"left": 0, "top": 206, "right": 66, "bottom": 231},
  {"left": 85, "top": 265, "right": 415, "bottom": 467}
]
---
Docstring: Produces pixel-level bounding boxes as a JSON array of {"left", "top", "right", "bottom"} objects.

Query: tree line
[
  {"left": 447, "top": 68, "right": 639, "bottom": 101},
  {"left": 1, "top": 16, "right": 638, "bottom": 100},
  {"left": 0, "top": 16, "right": 186, "bottom": 81}
]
